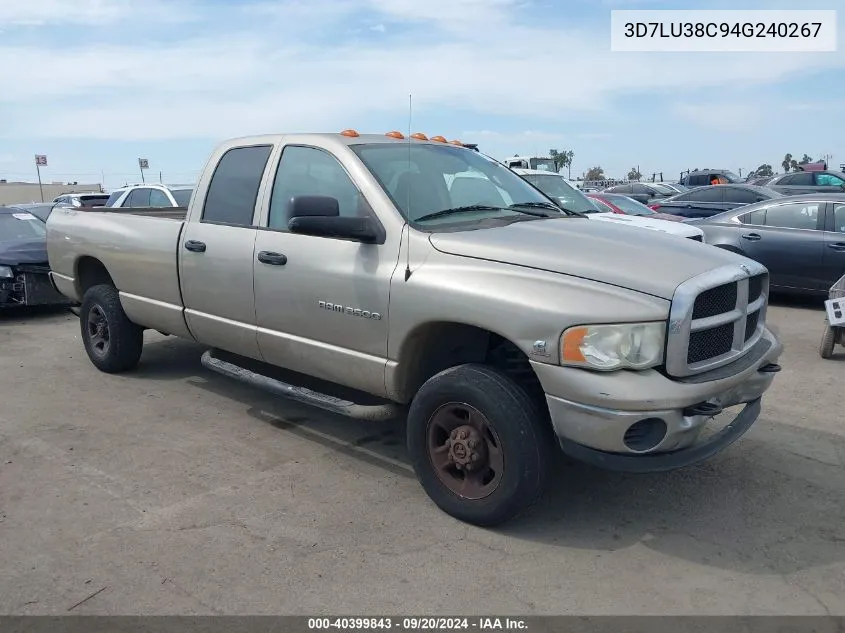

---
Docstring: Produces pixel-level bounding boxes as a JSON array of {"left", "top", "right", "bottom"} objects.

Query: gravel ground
[{"left": 0, "top": 297, "right": 843, "bottom": 615}]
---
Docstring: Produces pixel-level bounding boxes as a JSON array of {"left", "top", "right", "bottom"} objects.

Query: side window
[
  {"left": 816, "top": 173, "right": 845, "bottom": 187},
  {"left": 202, "top": 145, "right": 273, "bottom": 226},
  {"left": 268, "top": 145, "right": 364, "bottom": 230},
  {"left": 833, "top": 203, "right": 845, "bottom": 232},
  {"left": 688, "top": 174, "right": 708, "bottom": 186},
  {"left": 631, "top": 184, "right": 650, "bottom": 194},
  {"left": 739, "top": 208, "right": 766, "bottom": 225},
  {"left": 127, "top": 188, "right": 151, "bottom": 207},
  {"left": 692, "top": 187, "right": 724, "bottom": 202},
  {"left": 105, "top": 191, "right": 123, "bottom": 207},
  {"left": 764, "top": 202, "right": 820, "bottom": 230},
  {"left": 724, "top": 187, "right": 757, "bottom": 204},
  {"left": 149, "top": 189, "right": 171, "bottom": 207},
  {"left": 779, "top": 172, "right": 813, "bottom": 186}
]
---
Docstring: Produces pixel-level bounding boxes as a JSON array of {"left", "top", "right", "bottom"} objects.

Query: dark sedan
[
  {"left": 693, "top": 194, "right": 845, "bottom": 295},
  {"left": 765, "top": 170, "right": 845, "bottom": 196},
  {"left": 0, "top": 205, "right": 72, "bottom": 308},
  {"left": 12, "top": 202, "right": 58, "bottom": 224},
  {"left": 601, "top": 182, "right": 676, "bottom": 206},
  {"left": 649, "top": 184, "right": 783, "bottom": 219}
]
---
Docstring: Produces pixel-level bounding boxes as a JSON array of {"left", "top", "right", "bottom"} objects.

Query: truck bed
[
  {"left": 46, "top": 206, "right": 187, "bottom": 311},
  {"left": 78, "top": 206, "right": 188, "bottom": 220}
]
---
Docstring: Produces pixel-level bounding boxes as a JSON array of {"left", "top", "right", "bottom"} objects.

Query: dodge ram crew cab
[{"left": 46, "top": 129, "right": 783, "bottom": 526}]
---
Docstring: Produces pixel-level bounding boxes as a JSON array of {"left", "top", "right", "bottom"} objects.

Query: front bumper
[
  {"left": 530, "top": 327, "right": 783, "bottom": 473},
  {"left": 0, "top": 267, "right": 74, "bottom": 308}
]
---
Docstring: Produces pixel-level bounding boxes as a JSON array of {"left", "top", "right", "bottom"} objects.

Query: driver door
[{"left": 252, "top": 144, "right": 397, "bottom": 396}]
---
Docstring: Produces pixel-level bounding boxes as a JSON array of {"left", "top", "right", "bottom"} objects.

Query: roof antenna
[{"left": 404, "top": 93, "right": 413, "bottom": 282}]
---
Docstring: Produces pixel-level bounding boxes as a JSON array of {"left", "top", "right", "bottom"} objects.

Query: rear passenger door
[
  {"left": 179, "top": 144, "right": 274, "bottom": 358},
  {"left": 252, "top": 144, "right": 395, "bottom": 396},
  {"left": 738, "top": 201, "right": 825, "bottom": 292},
  {"left": 822, "top": 201, "right": 845, "bottom": 287}
]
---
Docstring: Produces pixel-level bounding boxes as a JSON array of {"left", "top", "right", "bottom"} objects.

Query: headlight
[
  {"left": 0, "top": 265, "right": 13, "bottom": 279},
  {"left": 560, "top": 322, "right": 665, "bottom": 371}
]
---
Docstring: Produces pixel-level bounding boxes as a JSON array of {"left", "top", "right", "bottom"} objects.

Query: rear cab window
[{"left": 202, "top": 145, "right": 273, "bottom": 226}]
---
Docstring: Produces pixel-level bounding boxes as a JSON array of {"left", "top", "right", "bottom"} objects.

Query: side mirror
[{"left": 287, "top": 196, "right": 379, "bottom": 243}]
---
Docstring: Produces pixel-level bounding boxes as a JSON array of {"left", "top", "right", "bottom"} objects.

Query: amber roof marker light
[
  {"left": 410, "top": 132, "right": 428, "bottom": 140},
  {"left": 340, "top": 129, "right": 360, "bottom": 137},
  {"left": 385, "top": 131, "right": 405, "bottom": 139},
  {"left": 430, "top": 135, "right": 447, "bottom": 143}
]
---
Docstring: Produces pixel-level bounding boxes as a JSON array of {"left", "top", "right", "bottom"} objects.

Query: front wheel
[
  {"left": 819, "top": 324, "right": 837, "bottom": 359},
  {"left": 406, "top": 364, "right": 553, "bottom": 527},
  {"left": 80, "top": 284, "right": 144, "bottom": 373}
]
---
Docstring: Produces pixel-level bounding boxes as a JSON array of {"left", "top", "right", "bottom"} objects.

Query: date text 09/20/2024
[{"left": 307, "top": 617, "right": 528, "bottom": 631}]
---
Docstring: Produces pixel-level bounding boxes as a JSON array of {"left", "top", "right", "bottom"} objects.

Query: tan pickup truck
[{"left": 46, "top": 130, "right": 783, "bottom": 526}]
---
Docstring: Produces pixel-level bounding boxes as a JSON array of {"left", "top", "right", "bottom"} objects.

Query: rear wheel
[
  {"left": 406, "top": 364, "right": 553, "bottom": 527},
  {"left": 80, "top": 284, "right": 143, "bottom": 373},
  {"left": 819, "top": 324, "right": 836, "bottom": 359}
]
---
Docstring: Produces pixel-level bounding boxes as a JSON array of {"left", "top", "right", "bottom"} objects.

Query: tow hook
[
  {"left": 758, "top": 363, "right": 781, "bottom": 374},
  {"left": 682, "top": 401, "right": 723, "bottom": 417}
]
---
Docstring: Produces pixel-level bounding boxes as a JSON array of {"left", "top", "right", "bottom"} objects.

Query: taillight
[{"left": 648, "top": 204, "right": 660, "bottom": 210}]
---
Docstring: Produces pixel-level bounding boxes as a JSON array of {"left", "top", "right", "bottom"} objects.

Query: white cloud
[
  {"left": 370, "top": 23, "right": 386, "bottom": 32},
  {"left": 0, "top": 0, "right": 843, "bottom": 144},
  {"left": 668, "top": 101, "right": 761, "bottom": 131}
]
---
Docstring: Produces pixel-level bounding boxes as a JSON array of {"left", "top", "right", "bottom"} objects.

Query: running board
[{"left": 200, "top": 350, "right": 401, "bottom": 422}]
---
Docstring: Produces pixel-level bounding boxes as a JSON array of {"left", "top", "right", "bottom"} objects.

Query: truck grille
[{"left": 665, "top": 262, "right": 769, "bottom": 377}]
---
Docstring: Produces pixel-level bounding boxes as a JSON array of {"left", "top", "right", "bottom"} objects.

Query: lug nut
[
  {"left": 468, "top": 439, "right": 477, "bottom": 449},
  {"left": 455, "top": 463, "right": 463, "bottom": 470},
  {"left": 471, "top": 453, "right": 479, "bottom": 461}
]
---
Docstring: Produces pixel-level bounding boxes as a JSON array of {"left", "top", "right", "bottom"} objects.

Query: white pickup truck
[{"left": 46, "top": 130, "right": 782, "bottom": 526}]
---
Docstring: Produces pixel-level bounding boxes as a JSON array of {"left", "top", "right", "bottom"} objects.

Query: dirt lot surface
[{"left": 1, "top": 298, "right": 843, "bottom": 615}]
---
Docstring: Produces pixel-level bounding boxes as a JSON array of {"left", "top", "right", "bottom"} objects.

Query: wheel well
[
  {"left": 393, "top": 323, "right": 547, "bottom": 412},
  {"left": 76, "top": 257, "right": 115, "bottom": 297}
]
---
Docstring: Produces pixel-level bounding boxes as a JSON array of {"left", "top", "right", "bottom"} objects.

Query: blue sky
[{"left": 0, "top": 0, "right": 843, "bottom": 188}]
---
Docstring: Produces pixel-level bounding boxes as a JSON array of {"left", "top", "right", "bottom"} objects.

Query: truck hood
[
  {"left": 586, "top": 212, "right": 703, "bottom": 237},
  {"left": 0, "top": 237, "right": 48, "bottom": 266},
  {"left": 428, "top": 217, "right": 744, "bottom": 300}
]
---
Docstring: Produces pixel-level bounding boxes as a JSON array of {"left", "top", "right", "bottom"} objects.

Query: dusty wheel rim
[
  {"left": 425, "top": 403, "right": 504, "bottom": 500},
  {"left": 87, "top": 304, "right": 110, "bottom": 358}
]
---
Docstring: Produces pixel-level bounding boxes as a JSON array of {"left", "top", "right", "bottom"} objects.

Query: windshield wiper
[
  {"left": 510, "top": 201, "right": 585, "bottom": 217},
  {"left": 414, "top": 204, "right": 550, "bottom": 222}
]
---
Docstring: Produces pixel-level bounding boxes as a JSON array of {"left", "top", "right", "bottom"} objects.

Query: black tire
[
  {"left": 819, "top": 325, "right": 836, "bottom": 359},
  {"left": 406, "top": 363, "right": 553, "bottom": 527},
  {"left": 79, "top": 284, "right": 143, "bottom": 373}
]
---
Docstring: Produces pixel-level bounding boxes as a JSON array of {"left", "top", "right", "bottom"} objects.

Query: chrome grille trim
[{"left": 666, "top": 261, "right": 769, "bottom": 377}]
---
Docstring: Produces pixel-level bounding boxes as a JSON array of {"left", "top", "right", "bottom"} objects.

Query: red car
[{"left": 586, "top": 193, "right": 685, "bottom": 222}]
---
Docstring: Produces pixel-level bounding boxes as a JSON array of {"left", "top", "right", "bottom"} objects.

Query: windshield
[
  {"left": 351, "top": 143, "right": 565, "bottom": 226},
  {"left": 0, "top": 212, "right": 46, "bottom": 241},
  {"left": 529, "top": 158, "right": 557, "bottom": 172},
  {"left": 170, "top": 188, "right": 193, "bottom": 207},
  {"left": 722, "top": 172, "right": 741, "bottom": 183},
  {"left": 649, "top": 183, "right": 676, "bottom": 194},
  {"left": 105, "top": 191, "right": 124, "bottom": 207},
  {"left": 598, "top": 195, "right": 655, "bottom": 216},
  {"left": 522, "top": 174, "right": 599, "bottom": 214}
]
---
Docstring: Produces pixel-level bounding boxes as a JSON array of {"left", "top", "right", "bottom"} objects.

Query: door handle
[
  {"left": 184, "top": 240, "right": 206, "bottom": 252},
  {"left": 828, "top": 242, "right": 845, "bottom": 251},
  {"left": 741, "top": 233, "right": 762, "bottom": 241},
  {"left": 257, "top": 251, "right": 287, "bottom": 266}
]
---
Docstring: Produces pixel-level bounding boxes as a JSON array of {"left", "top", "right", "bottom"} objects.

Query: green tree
[
  {"left": 799, "top": 154, "right": 813, "bottom": 165},
  {"left": 781, "top": 153, "right": 793, "bottom": 173},
  {"left": 627, "top": 167, "right": 642, "bottom": 181},
  {"left": 549, "top": 148, "right": 575, "bottom": 177},
  {"left": 585, "top": 166, "right": 605, "bottom": 181},
  {"left": 754, "top": 164, "right": 773, "bottom": 177}
]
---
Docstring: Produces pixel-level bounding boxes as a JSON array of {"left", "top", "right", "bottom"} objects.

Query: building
[{"left": 0, "top": 181, "right": 103, "bottom": 206}]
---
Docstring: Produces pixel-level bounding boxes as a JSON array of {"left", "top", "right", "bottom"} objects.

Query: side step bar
[{"left": 200, "top": 350, "right": 401, "bottom": 422}]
